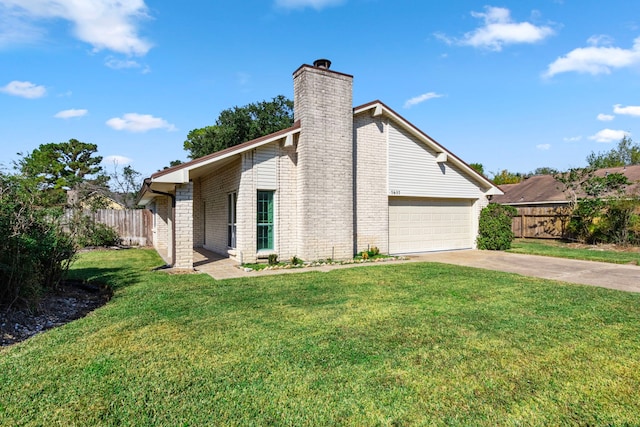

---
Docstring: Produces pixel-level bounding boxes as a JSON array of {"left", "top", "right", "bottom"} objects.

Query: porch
[{"left": 193, "top": 248, "right": 252, "bottom": 280}]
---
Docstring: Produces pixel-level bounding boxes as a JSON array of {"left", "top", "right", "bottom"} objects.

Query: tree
[
  {"left": 491, "top": 169, "right": 525, "bottom": 185},
  {"left": 586, "top": 136, "right": 640, "bottom": 168},
  {"left": 16, "top": 139, "right": 108, "bottom": 207},
  {"left": 556, "top": 167, "right": 638, "bottom": 244},
  {"left": 108, "top": 163, "right": 143, "bottom": 209},
  {"left": 469, "top": 163, "right": 485, "bottom": 176},
  {"left": 184, "top": 95, "right": 294, "bottom": 159},
  {"left": 532, "top": 167, "right": 558, "bottom": 175}
]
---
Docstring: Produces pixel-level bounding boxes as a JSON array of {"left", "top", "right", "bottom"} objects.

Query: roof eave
[{"left": 148, "top": 122, "right": 301, "bottom": 184}]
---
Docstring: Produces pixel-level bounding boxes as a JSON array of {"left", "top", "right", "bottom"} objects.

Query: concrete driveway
[{"left": 410, "top": 250, "right": 640, "bottom": 293}]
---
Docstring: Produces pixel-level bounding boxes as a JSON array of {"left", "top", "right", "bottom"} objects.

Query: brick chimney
[{"left": 292, "top": 60, "right": 354, "bottom": 261}]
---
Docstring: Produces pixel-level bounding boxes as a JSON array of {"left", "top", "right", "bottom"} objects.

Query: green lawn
[
  {"left": 509, "top": 238, "right": 640, "bottom": 265},
  {"left": 2, "top": 248, "right": 640, "bottom": 426}
]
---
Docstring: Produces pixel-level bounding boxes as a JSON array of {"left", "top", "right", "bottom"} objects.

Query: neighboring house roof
[
  {"left": 138, "top": 101, "right": 501, "bottom": 205},
  {"left": 492, "top": 175, "right": 569, "bottom": 205},
  {"left": 67, "top": 189, "right": 126, "bottom": 209},
  {"left": 493, "top": 164, "right": 640, "bottom": 205}
]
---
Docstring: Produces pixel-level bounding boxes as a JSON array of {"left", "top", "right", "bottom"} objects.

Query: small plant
[
  {"left": 370, "top": 246, "right": 380, "bottom": 256},
  {"left": 268, "top": 254, "right": 279, "bottom": 265},
  {"left": 362, "top": 251, "right": 369, "bottom": 260},
  {"left": 290, "top": 255, "right": 303, "bottom": 266}
]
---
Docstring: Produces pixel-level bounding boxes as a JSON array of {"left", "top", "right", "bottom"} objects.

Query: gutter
[{"left": 136, "top": 178, "right": 176, "bottom": 207}]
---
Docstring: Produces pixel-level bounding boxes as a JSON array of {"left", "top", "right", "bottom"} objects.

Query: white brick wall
[
  {"left": 174, "top": 182, "right": 193, "bottom": 269},
  {"left": 193, "top": 177, "right": 203, "bottom": 247},
  {"left": 354, "top": 113, "right": 390, "bottom": 254},
  {"left": 198, "top": 159, "right": 242, "bottom": 257},
  {"left": 293, "top": 65, "right": 354, "bottom": 261},
  {"left": 153, "top": 198, "right": 169, "bottom": 254},
  {"left": 192, "top": 143, "right": 299, "bottom": 265},
  {"left": 276, "top": 142, "right": 298, "bottom": 261},
  {"left": 237, "top": 151, "right": 257, "bottom": 263}
]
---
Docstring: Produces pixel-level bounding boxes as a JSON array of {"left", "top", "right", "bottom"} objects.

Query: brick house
[{"left": 138, "top": 60, "right": 502, "bottom": 269}]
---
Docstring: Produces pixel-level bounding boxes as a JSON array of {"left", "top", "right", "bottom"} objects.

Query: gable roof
[
  {"left": 354, "top": 101, "right": 500, "bottom": 194},
  {"left": 493, "top": 164, "right": 640, "bottom": 205},
  {"left": 138, "top": 101, "right": 502, "bottom": 205}
]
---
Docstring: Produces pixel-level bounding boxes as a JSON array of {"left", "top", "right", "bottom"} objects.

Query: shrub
[
  {"left": 0, "top": 174, "right": 76, "bottom": 307},
  {"left": 477, "top": 204, "right": 517, "bottom": 250},
  {"left": 566, "top": 198, "right": 640, "bottom": 245},
  {"left": 68, "top": 213, "right": 121, "bottom": 247},
  {"left": 268, "top": 254, "right": 279, "bottom": 265}
]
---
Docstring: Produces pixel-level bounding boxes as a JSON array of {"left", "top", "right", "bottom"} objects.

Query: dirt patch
[
  {"left": 566, "top": 242, "right": 640, "bottom": 253},
  {"left": 1, "top": 280, "right": 112, "bottom": 347}
]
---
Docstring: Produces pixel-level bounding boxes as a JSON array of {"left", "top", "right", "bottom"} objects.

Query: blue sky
[{"left": 1, "top": 0, "right": 639, "bottom": 180}]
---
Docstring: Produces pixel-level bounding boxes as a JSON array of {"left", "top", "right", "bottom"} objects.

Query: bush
[
  {"left": 0, "top": 174, "right": 76, "bottom": 307},
  {"left": 477, "top": 204, "right": 517, "bottom": 250},
  {"left": 567, "top": 198, "right": 640, "bottom": 245},
  {"left": 68, "top": 213, "right": 121, "bottom": 248}
]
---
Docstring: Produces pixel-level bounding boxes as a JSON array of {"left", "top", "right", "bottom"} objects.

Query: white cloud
[
  {"left": 589, "top": 129, "right": 629, "bottom": 143},
  {"left": 0, "top": 5, "right": 45, "bottom": 47},
  {"left": 587, "top": 34, "right": 614, "bottom": 47},
  {"left": 597, "top": 113, "right": 614, "bottom": 121},
  {"left": 563, "top": 136, "right": 582, "bottom": 142},
  {"left": 105, "top": 57, "right": 151, "bottom": 73},
  {"left": 440, "top": 6, "right": 554, "bottom": 51},
  {"left": 0, "top": 0, "right": 152, "bottom": 55},
  {"left": 106, "top": 113, "right": 176, "bottom": 133},
  {"left": 403, "top": 92, "right": 444, "bottom": 108},
  {"left": 54, "top": 108, "right": 87, "bottom": 119},
  {"left": 544, "top": 36, "right": 640, "bottom": 78},
  {"left": 0, "top": 80, "right": 46, "bottom": 98},
  {"left": 103, "top": 155, "right": 132, "bottom": 166},
  {"left": 275, "top": 0, "right": 344, "bottom": 10},
  {"left": 105, "top": 57, "right": 141, "bottom": 69},
  {"left": 536, "top": 144, "right": 551, "bottom": 150},
  {"left": 613, "top": 104, "right": 640, "bottom": 117}
]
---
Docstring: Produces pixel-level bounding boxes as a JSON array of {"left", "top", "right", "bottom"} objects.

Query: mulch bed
[{"left": 1, "top": 280, "right": 112, "bottom": 347}]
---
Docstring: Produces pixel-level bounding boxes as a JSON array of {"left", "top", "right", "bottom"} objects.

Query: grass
[
  {"left": 2, "top": 248, "right": 640, "bottom": 425},
  {"left": 509, "top": 238, "right": 640, "bottom": 265}
]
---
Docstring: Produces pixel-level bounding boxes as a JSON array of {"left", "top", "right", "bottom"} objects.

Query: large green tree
[
  {"left": 16, "top": 139, "right": 108, "bottom": 207},
  {"left": 586, "top": 136, "right": 640, "bottom": 168},
  {"left": 184, "top": 95, "right": 294, "bottom": 159}
]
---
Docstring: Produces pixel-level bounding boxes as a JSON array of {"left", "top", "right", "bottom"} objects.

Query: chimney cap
[{"left": 313, "top": 58, "right": 331, "bottom": 69}]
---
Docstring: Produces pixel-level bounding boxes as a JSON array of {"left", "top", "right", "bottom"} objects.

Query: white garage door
[{"left": 389, "top": 197, "right": 474, "bottom": 254}]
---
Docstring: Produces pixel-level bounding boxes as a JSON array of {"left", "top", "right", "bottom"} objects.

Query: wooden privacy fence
[
  {"left": 511, "top": 205, "right": 571, "bottom": 239},
  {"left": 64, "top": 209, "right": 153, "bottom": 246}
]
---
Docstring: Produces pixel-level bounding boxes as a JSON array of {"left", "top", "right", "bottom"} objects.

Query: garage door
[{"left": 389, "top": 198, "right": 474, "bottom": 254}]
